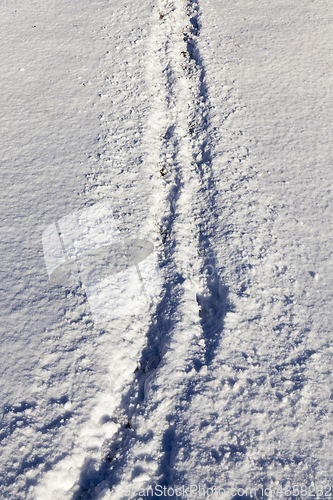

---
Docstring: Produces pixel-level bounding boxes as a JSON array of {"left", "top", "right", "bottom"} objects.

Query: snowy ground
[{"left": 0, "top": 0, "right": 332, "bottom": 499}]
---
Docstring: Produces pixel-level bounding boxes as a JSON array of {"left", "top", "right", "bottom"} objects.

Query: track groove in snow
[
  {"left": 68, "top": 0, "right": 231, "bottom": 497},
  {"left": 92, "top": 0, "right": 233, "bottom": 496}
]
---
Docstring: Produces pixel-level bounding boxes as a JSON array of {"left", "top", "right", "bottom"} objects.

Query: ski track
[{"left": 71, "top": 0, "right": 231, "bottom": 497}]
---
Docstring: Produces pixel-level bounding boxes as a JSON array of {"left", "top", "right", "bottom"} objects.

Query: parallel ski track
[{"left": 73, "top": 0, "right": 229, "bottom": 497}]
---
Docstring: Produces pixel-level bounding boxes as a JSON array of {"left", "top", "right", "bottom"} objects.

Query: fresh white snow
[{"left": 0, "top": 0, "right": 332, "bottom": 499}]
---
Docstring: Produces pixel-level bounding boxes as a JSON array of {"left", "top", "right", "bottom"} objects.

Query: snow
[{"left": 0, "top": 0, "right": 332, "bottom": 498}]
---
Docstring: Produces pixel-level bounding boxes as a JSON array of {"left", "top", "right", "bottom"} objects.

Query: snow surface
[{"left": 0, "top": 0, "right": 332, "bottom": 498}]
